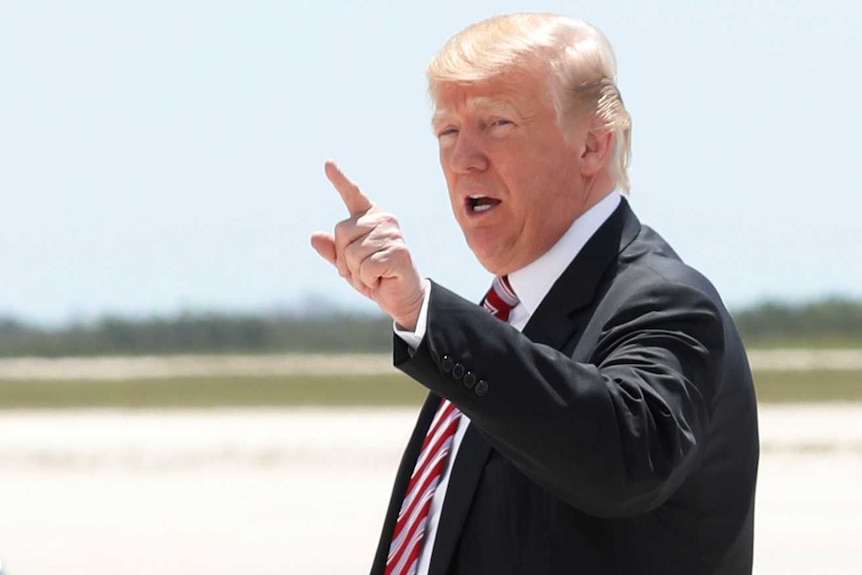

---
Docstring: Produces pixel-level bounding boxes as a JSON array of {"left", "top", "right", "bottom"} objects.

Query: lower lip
[{"left": 466, "top": 202, "right": 500, "bottom": 218}]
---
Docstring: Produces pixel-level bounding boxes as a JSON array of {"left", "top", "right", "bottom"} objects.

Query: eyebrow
[{"left": 432, "top": 96, "right": 520, "bottom": 129}]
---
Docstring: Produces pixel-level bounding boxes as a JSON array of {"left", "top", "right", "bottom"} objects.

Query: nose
[{"left": 446, "top": 130, "right": 488, "bottom": 173}]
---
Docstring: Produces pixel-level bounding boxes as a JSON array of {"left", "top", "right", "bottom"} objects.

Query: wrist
[{"left": 394, "top": 278, "right": 430, "bottom": 332}]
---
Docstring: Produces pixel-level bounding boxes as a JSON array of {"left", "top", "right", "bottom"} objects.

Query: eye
[
  {"left": 436, "top": 127, "right": 459, "bottom": 148},
  {"left": 487, "top": 118, "right": 515, "bottom": 136},
  {"left": 437, "top": 127, "right": 459, "bottom": 138}
]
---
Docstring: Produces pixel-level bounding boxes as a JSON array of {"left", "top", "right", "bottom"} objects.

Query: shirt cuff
[{"left": 393, "top": 281, "right": 431, "bottom": 349}]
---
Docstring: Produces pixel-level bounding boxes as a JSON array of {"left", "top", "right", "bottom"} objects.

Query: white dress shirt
[{"left": 394, "top": 191, "right": 621, "bottom": 575}]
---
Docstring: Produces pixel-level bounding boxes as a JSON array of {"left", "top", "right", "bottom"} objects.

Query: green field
[
  {"left": 750, "top": 370, "right": 862, "bottom": 403},
  {"left": 742, "top": 336, "right": 862, "bottom": 349},
  {"left": 0, "top": 370, "right": 860, "bottom": 409},
  {"left": 0, "top": 374, "right": 425, "bottom": 410}
]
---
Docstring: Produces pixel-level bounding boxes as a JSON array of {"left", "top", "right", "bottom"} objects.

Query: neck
[{"left": 578, "top": 171, "right": 615, "bottom": 220}]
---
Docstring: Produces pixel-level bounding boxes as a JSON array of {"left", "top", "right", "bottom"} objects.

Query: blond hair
[{"left": 427, "top": 13, "right": 633, "bottom": 194}]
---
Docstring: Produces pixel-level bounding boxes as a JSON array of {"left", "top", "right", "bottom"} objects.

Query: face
[{"left": 433, "top": 67, "right": 591, "bottom": 275}]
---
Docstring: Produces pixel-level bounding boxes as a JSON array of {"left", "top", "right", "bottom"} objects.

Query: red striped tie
[
  {"left": 481, "top": 275, "right": 520, "bottom": 323},
  {"left": 386, "top": 276, "right": 519, "bottom": 575}
]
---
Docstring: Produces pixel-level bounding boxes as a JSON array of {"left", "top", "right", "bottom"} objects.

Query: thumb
[{"left": 310, "top": 232, "right": 337, "bottom": 266}]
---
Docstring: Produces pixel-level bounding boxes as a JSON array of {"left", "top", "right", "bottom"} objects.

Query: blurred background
[{"left": 1, "top": 1, "right": 860, "bottom": 574}]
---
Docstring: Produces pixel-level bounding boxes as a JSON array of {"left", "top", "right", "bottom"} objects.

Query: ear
[{"left": 579, "top": 129, "right": 614, "bottom": 178}]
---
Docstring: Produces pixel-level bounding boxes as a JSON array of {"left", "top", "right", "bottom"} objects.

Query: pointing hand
[{"left": 311, "top": 160, "right": 428, "bottom": 331}]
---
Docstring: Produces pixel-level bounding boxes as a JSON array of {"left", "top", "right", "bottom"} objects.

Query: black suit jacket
[{"left": 371, "top": 199, "right": 759, "bottom": 575}]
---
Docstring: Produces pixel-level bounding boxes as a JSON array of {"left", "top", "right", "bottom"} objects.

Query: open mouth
[{"left": 467, "top": 194, "right": 501, "bottom": 214}]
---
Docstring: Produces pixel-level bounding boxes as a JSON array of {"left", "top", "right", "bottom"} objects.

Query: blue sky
[{"left": 2, "top": 0, "right": 860, "bottom": 324}]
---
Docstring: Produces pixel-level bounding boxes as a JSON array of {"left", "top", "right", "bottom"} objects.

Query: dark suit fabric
[{"left": 371, "top": 199, "right": 759, "bottom": 575}]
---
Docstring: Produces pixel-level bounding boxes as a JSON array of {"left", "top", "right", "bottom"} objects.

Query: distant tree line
[
  {"left": 0, "top": 312, "right": 393, "bottom": 357},
  {"left": 0, "top": 296, "right": 860, "bottom": 357},
  {"left": 732, "top": 296, "right": 862, "bottom": 347}
]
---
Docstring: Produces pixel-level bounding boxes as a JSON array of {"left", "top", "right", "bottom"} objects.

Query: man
[{"left": 311, "top": 13, "right": 758, "bottom": 575}]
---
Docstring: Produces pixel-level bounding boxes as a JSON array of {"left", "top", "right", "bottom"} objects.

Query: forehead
[
  {"left": 431, "top": 69, "right": 554, "bottom": 123},
  {"left": 432, "top": 95, "right": 519, "bottom": 124}
]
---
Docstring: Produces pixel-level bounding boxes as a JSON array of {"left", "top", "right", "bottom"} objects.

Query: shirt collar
[{"left": 507, "top": 192, "right": 622, "bottom": 317}]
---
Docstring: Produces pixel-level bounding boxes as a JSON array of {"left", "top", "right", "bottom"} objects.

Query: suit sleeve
[{"left": 394, "top": 278, "right": 725, "bottom": 518}]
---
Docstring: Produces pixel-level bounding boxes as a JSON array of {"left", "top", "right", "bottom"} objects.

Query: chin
[{"left": 466, "top": 235, "right": 514, "bottom": 275}]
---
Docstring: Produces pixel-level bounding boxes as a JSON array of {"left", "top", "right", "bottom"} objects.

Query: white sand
[{"left": 0, "top": 405, "right": 860, "bottom": 575}]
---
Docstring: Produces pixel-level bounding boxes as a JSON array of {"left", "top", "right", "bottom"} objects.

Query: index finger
[{"left": 325, "top": 159, "right": 374, "bottom": 217}]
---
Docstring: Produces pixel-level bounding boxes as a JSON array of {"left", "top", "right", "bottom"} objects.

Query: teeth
[
  {"left": 474, "top": 204, "right": 493, "bottom": 213},
  {"left": 469, "top": 194, "right": 487, "bottom": 200}
]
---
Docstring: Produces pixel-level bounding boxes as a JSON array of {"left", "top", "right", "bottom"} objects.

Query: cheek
[
  {"left": 438, "top": 145, "right": 448, "bottom": 168},
  {"left": 505, "top": 167, "right": 568, "bottom": 225},
  {"left": 444, "top": 175, "right": 464, "bottom": 220},
  {"left": 440, "top": 151, "right": 457, "bottom": 185}
]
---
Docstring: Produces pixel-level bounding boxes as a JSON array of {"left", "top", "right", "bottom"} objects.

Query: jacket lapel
[{"left": 523, "top": 198, "right": 641, "bottom": 348}]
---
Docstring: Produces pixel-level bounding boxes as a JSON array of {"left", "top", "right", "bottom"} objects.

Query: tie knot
[{"left": 482, "top": 275, "right": 519, "bottom": 322}]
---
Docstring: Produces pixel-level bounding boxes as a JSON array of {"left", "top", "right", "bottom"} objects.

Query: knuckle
[
  {"left": 344, "top": 241, "right": 365, "bottom": 265},
  {"left": 364, "top": 252, "right": 386, "bottom": 273},
  {"left": 362, "top": 211, "right": 397, "bottom": 229},
  {"left": 353, "top": 275, "right": 372, "bottom": 293},
  {"left": 379, "top": 212, "right": 398, "bottom": 226},
  {"left": 335, "top": 254, "right": 352, "bottom": 276},
  {"left": 357, "top": 267, "right": 375, "bottom": 288},
  {"left": 389, "top": 241, "right": 410, "bottom": 259},
  {"left": 345, "top": 256, "right": 361, "bottom": 277},
  {"left": 333, "top": 219, "right": 352, "bottom": 241}
]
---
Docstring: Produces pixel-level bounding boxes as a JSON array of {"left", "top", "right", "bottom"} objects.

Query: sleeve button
[
  {"left": 452, "top": 363, "right": 465, "bottom": 380},
  {"left": 474, "top": 380, "right": 489, "bottom": 397},
  {"left": 441, "top": 355, "right": 454, "bottom": 373},
  {"left": 463, "top": 372, "right": 477, "bottom": 389}
]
